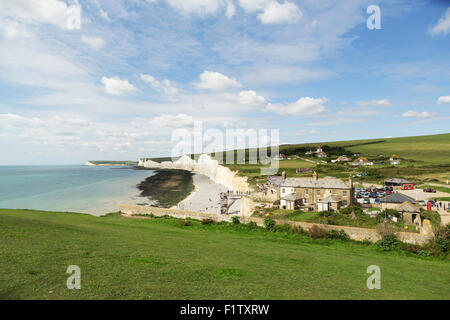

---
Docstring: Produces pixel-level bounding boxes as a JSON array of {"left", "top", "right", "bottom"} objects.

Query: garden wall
[{"left": 118, "top": 204, "right": 433, "bottom": 245}]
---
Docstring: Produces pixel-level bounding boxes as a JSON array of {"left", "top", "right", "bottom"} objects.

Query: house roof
[
  {"left": 280, "top": 176, "right": 350, "bottom": 189},
  {"left": 384, "top": 178, "right": 411, "bottom": 184},
  {"left": 281, "top": 193, "right": 301, "bottom": 201},
  {"left": 380, "top": 192, "right": 416, "bottom": 204},
  {"left": 396, "top": 201, "right": 420, "bottom": 213},
  {"left": 267, "top": 175, "right": 283, "bottom": 187}
]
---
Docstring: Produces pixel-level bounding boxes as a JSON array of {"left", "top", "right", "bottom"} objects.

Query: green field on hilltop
[
  {"left": 1, "top": 209, "right": 449, "bottom": 300},
  {"left": 280, "top": 133, "right": 450, "bottom": 165}
]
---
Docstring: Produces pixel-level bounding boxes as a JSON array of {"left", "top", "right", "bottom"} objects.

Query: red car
[
  {"left": 400, "top": 183, "right": 414, "bottom": 190},
  {"left": 423, "top": 188, "right": 436, "bottom": 193}
]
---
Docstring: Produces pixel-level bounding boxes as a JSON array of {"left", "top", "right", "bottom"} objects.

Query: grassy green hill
[
  {"left": 1, "top": 209, "right": 449, "bottom": 299},
  {"left": 280, "top": 133, "right": 450, "bottom": 165}
]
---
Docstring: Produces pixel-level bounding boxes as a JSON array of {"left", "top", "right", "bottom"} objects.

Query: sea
[{"left": 0, "top": 165, "right": 155, "bottom": 216}]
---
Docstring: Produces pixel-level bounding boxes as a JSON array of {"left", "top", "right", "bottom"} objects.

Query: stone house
[
  {"left": 350, "top": 157, "right": 373, "bottom": 166},
  {"left": 278, "top": 172, "right": 354, "bottom": 212},
  {"left": 389, "top": 154, "right": 401, "bottom": 165}
]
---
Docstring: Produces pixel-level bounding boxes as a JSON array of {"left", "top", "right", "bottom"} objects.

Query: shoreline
[{"left": 137, "top": 169, "right": 195, "bottom": 208}]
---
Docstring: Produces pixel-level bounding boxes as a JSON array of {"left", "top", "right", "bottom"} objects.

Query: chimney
[
  {"left": 281, "top": 171, "right": 286, "bottom": 180},
  {"left": 349, "top": 175, "right": 353, "bottom": 187},
  {"left": 313, "top": 171, "right": 318, "bottom": 181}
]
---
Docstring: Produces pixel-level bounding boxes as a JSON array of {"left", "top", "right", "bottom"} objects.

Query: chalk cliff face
[{"left": 138, "top": 154, "right": 250, "bottom": 192}]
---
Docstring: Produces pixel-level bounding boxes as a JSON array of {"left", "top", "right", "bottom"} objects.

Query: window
[
  {"left": 317, "top": 189, "right": 321, "bottom": 196},
  {"left": 343, "top": 190, "right": 347, "bottom": 196},
  {"left": 282, "top": 188, "right": 285, "bottom": 194},
  {"left": 343, "top": 200, "right": 348, "bottom": 205},
  {"left": 305, "top": 189, "right": 308, "bottom": 195},
  {"left": 304, "top": 198, "right": 308, "bottom": 204}
]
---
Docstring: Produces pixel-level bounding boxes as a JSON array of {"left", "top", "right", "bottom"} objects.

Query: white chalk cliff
[{"left": 138, "top": 154, "right": 250, "bottom": 192}]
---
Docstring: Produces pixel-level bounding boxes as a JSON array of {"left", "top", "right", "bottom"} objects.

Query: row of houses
[{"left": 267, "top": 172, "right": 424, "bottom": 227}]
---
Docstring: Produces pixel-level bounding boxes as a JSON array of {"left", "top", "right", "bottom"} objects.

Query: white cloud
[
  {"left": 166, "top": 0, "right": 225, "bottom": 16},
  {"left": 101, "top": 76, "right": 137, "bottom": 96},
  {"left": 0, "top": 0, "right": 81, "bottom": 30},
  {"left": 99, "top": 9, "right": 111, "bottom": 21},
  {"left": 141, "top": 74, "right": 178, "bottom": 95},
  {"left": 225, "top": 0, "right": 236, "bottom": 18},
  {"left": 266, "top": 97, "right": 327, "bottom": 115},
  {"left": 401, "top": 110, "right": 432, "bottom": 118},
  {"left": 236, "top": 90, "right": 266, "bottom": 106},
  {"left": 357, "top": 99, "right": 391, "bottom": 107},
  {"left": 81, "top": 35, "right": 105, "bottom": 50},
  {"left": 429, "top": 8, "right": 450, "bottom": 35},
  {"left": 257, "top": 1, "right": 302, "bottom": 25},
  {"left": 195, "top": 70, "right": 242, "bottom": 91},
  {"left": 437, "top": 95, "right": 450, "bottom": 104},
  {"left": 150, "top": 114, "right": 194, "bottom": 127},
  {"left": 238, "top": 0, "right": 273, "bottom": 12}
]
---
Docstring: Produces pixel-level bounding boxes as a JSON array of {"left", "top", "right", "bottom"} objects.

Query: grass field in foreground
[{"left": 0, "top": 209, "right": 449, "bottom": 300}]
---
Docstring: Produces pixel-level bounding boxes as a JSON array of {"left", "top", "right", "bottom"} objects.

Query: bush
[
  {"left": 376, "top": 222, "right": 397, "bottom": 237},
  {"left": 361, "top": 239, "right": 372, "bottom": 246},
  {"left": 318, "top": 211, "right": 333, "bottom": 218},
  {"left": 246, "top": 221, "right": 258, "bottom": 229},
  {"left": 309, "top": 225, "right": 327, "bottom": 239},
  {"left": 264, "top": 217, "right": 275, "bottom": 230},
  {"left": 433, "top": 226, "right": 450, "bottom": 253},
  {"left": 273, "top": 200, "right": 280, "bottom": 206},
  {"left": 201, "top": 218, "right": 214, "bottom": 225},
  {"left": 292, "top": 225, "right": 306, "bottom": 235},
  {"left": 231, "top": 216, "right": 241, "bottom": 225},
  {"left": 398, "top": 243, "right": 421, "bottom": 254},
  {"left": 377, "top": 234, "right": 400, "bottom": 251},
  {"left": 273, "top": 223, "right": 292, "bottom": 233},
  {"left": 179, "top": 219, "right": 191, "bottom": 226},
  {"left": 326, "top": 229, "right": 349, "bottom": 241},
  {"left": 339, "top": 206, "right": 363, "bottom": 216}
]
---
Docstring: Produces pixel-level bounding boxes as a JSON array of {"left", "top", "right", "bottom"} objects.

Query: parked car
[
  {"left": 400, "top": 183, "right": 414, "bottom": 190},
  {"left": 363, "top": 198, "right": 370, "bottom": 204},
  {"left": 374, "top": 199, "right": 381, "bottom": 204},
  {"left": 428, "top": 200, "right": 436, "bottom": 206},
  {"left": 423, "top": 188, "right": 436, "bottom": 193},
  {"left": 419, "top": 200, "right": 426, "bottom": 206}
]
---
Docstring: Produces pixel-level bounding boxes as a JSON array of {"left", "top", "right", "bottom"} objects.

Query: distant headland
[{"left": 85, "top": 161, "right": 138, "bottom": 166}]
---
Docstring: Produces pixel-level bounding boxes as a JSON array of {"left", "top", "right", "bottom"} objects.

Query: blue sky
[{"left": 0, "top": 0, "right": 449, "bottom": 164}]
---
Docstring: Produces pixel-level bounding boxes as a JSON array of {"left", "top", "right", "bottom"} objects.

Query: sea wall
[
  {"left": 118, "top": 204, "right": 433, "bottom": 245},
  {"left": 138, "top": 154, "right": 250, "bottom": 193}
]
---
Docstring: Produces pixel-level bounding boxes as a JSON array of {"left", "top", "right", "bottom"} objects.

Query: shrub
[
  {"left": 246, "top": 221, "right": 258, "bottom": 229},
  {"left": 361, "top": 239, "right": 372, "bottom": 246},
  {"left": 273, "top": 200, "right": 280, "bottom": 206},
  {"left": 273, "top": 223, "right": 292, "bottom": 233},
  {"left": 377, "top": 234, "right": 400, "bottom": 251},
  {"left": 433, "top": 226, "right": 450, "bottom": 253},
  {"left": 264, "top": 217, "right": 275, "bottom": 230},
  {"left": 398, "top": 243, "right": 421, "bottom": 254},
  {"left": 309, "top": 225, "right": 327, "bottom": 239},
  {"left": 201, "top": 218, "right": 214, "bottom": 225},
  {"left": 292, "top": 225, "right": 306, "bottom": 235},
  {"left": 340, "top": 206, "right": 363, "bottom": 216},
  {"left": 376, "top": 222, "right": 397, "bottom": 237},
  {"left": 318, "top": 211, "right": 333, "bottom": 218},
  {"left": 326, "top": 229, "right": 349, "bottom": 241},
  {"left": 231, "top": 216, "right": 241, "bottom": 225},
  {"left": 179, "top": 219, "right": 191, "bottom": 226}
]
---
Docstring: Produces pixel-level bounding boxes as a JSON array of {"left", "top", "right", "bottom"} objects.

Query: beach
[{"left": 173, "top": 173, "right": 240, "bottom": 214}]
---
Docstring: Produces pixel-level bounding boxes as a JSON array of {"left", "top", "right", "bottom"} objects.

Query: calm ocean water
[{"left": 0, "top": 165, "right": 155, "bottom": 215}]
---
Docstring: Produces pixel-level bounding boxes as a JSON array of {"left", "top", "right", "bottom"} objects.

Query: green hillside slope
[{"left": 0, "top": 209, "right": 449, "bottom": 299}]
